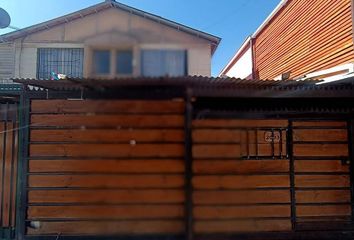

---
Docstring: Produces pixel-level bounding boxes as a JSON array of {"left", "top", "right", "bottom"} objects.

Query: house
[
  {"left": 220, "top": 0, "right": 354, "bottom": 82},
  {"left": 0, "top": 76, "right": 353, "bottom": 239},
  {"left": 0, "top": 0, "right": 220, "bottom": 80}
]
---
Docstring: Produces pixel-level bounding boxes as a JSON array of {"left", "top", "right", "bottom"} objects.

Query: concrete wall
[{"left": 11, "top": 7, "right": 212, "bottom": 78}]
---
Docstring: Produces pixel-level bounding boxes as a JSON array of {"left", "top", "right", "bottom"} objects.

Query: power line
[{"left": 203, "top": 0, "right": 251, "bottom": 30}]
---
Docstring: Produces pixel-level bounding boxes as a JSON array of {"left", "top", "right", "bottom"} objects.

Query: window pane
[
  {"left": 37, "top": 48, "right": 84, "bottom": 79},
  {"left": 141, "top": 50, "right": 186, "bottom": 77},
  {"left": 93, "top": 50, "right": 110, "bottom": 75},
  {"left": 116, "top": 50, "right": 133, "bottom": 74},
  {"left": 164, "top": 50, "right": 186, "bottom": 77}
]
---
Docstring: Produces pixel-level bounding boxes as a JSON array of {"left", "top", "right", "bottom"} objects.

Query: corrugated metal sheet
[
  {"left": 13, "top": 76, "right": 322, "bottom": 90},
  {"left": 0, "top": 43, "right": 15, "bottom": 80},
  {"left": 254, "top": 0, "right": 354, "bottom": 80}
]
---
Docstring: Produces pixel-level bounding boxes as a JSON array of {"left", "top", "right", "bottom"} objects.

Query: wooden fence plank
[
  {"left": 30, "top": 144, "right": 184, "bottom": 158},
  {"left": 28, "top": 205, "right": 184, "bottom": 219},
  {"left": 31, "top": 129, "right": 184, "bottom": 143},
  {"left": 27, "top": 220, "right": 184, "bottom": 235},
  {"left": 193, "top": 160, "right": 289, "bottom": 174},
  {"left": 193, "top": 175, "right": 289, "bottom": 190},
  {"left": 297, "top": 205, "right": 351, "bottom": 217},
  {"left": 28, "top": 174, "right": 185, "bottom": 188},
  {"left": 194, "top": 219, "right": 292, "bottom": 233},
  {"left": 192, "top": 119, "right": 288, "bottom": 128},
  {"left": 292, "top": 121, "right": 347, "bottom": 127},
  {"left": 193, "top": 145, "right": 241, "bottom": 159},
  {"left": 29, "top": 160, "right": 185, "bottom": 173},
  {"left": 28, "top": 190, "right": 185, "bottom": 204},
  {"left": 293, "top": 129, "right": 347, "bottom": 142},
  {"left": 31, "top": 100, "right": 185, "bottom": 114},
  {"left": 31, "top": 114, "right": 184, "bottom": 128},
  {"left": 194, "top": 205, "right": 291, "bottom": 219},
  {"left": 295, "top": 160, "right": 349, "bottom": 173},
  {"left": 296, "top": 190, "right": 350, "bottom": 203},
  {"left": 293, "top": 144, "right": 348, "bottom": 157},
  {"left": 295, "top": 175, "right": 350, "bottom": 187},
  {"left": 193, "top": 190, "right": 290, "bottom": 204},
  {"left": 193, "top": 130, "right": 241, "bottom": 143}
]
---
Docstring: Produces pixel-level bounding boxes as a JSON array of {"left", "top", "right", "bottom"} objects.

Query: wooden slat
[
  {"left": 292, "top": 121, "right": 347, "bottom": 127},
  {"left": 194, "top": 219, "right": 291, "bottom": 233},
  {"left": 29, "top": 160, "right": 184, "bottom": 173},
  {"left": 293, "top": 144, "right": 348, "bottom": 157},
  {"left": 293, "top": 129, "right": 348, "bottom": 142},
  {"left": 296, "top": 190, "right": 350, "bottom": 203},
  {"left": 193, "top": 145, "right": 241, "bottom": 159},
  {"left": 31, "top": 100, "right": 185, "bottom": 114},
  {"left": 254, "top": 0, "right": 353, "bottom": 79},
  {"left": 194, "top": 205, "right": 291, "bottom": 219},
  {"left": 193, "top": 129, "right": 241, "bottom": 143},
  {"left": 193, "top": 144, "right": 284, "bottom": 159},
  {"left": 192, "top": 119, "right": 288, "bottom": 128},
  {"left": 295, "top": 160, "right": 349, "bottom": 173},
  {"left": 30, "top": 144, "right": 184, "bottom": 158},
  {"left": 295, "top": 175, "right": 350, "bottom": 187},
  {"left": 28, "top": 174, "right": 184, "bottom": 188},
  {"left": 193, "top": 190, "right": 290, "bottom": 204},
  {"left": 297, "top": 205, "right": 351, "bottom": 217},
  {"left": 31, "top": 114, "right": 184, "bottom": 128},
  {"left": 31, "top": 129, "right": 184, "bottom": 143},
  {"left": 27, "top": 220, "right": 184, "bottom": 235},
  {"left": 193, "top": 160, "right": 289, "bottom": 174},
  {"left": 28, "top": 205, "right": 184, "bottom": 219},
  {"left": 193, "top": 175, "right": 289, "bottom": 189},
  {"left": 28, "top": 190, "right": 185, "bottom": 204}
]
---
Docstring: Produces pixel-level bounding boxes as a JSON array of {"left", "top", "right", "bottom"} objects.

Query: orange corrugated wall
[{"left": 254, "top": 0, "right": 354, "bottom": 80}]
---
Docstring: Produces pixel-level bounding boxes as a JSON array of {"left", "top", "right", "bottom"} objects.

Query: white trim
[
  {"left": 218, "top": 36, "right": 251, "bottom": 76},
  {"left": 299, "top": 63, "right": 354, "bottom": 84},
  {"left": 252, "top": 0, "right": 289, "bottom": 38},
  {"left": 305, "top": 63, "right": 354, "bottom": 78},
  {"left": 317, "top": 72, "right": 354, "bottom": 85}
]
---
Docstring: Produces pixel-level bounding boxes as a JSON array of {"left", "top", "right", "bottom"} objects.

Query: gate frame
[{"left": 14, "top": 85, "right": 354, "bottom": 240}]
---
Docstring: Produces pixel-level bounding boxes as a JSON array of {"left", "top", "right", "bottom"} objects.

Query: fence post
[{"left": 184, "top": 88, "right": 193, "bottom": 240}]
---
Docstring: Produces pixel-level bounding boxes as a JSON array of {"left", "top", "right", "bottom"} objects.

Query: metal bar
[
  {"left": 0, "top": 103, "right": 8, "bottom": 228},
  {"left": 271, "top": 128, "right": 275, "bottom": 159},
  {"left": 16, "top": 91, "right": 30, "bottom": 240},
  {"left": 8, "top": 120, "right": 16, "bottom": 229},
  {"left": 246, "top": 130, "right": 250, "bottom": 159},
  {"left": 255, "top": 129, "right": 258, "bottom": 159},
  {"left": 348, "top": 119, "right": 354, "bottom": 221},
  {"left": 279, "top": 129, "right": 283, "bottom": 159},
  {"left": 184, "top": 88, "right": 193, "bottom": 240},
  {"left": 287, "top": 120, "right": 296, "bottom": 230}
]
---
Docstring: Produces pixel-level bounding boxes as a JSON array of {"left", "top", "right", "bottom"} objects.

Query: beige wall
[{"left": 13, "top": 7, "right": 212, "bottom": 78}]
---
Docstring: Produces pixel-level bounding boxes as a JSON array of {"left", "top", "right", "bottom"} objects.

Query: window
[
  {"left": 37, "top": 48, "right": 84, "bottom": 79},
  {"left": 141, "top": 50, "right": 187, "bottom": 77},
  {"left": 116, "top": 50, "right": 133, "bottom": 75},
  {"left": 93, "top": 50, "right": 110, "bottom": 75}
]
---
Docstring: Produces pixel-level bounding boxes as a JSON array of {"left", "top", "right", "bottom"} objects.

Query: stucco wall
[{"left": 12, "top": 7, "right": 212, "bottom": 78}]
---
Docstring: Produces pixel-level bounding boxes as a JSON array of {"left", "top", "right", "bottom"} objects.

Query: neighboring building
[
  {"left": 220, "top": 0, "right": 354, "bottom": 83},
  {"left": 0, "top": 0, "right": 220, "bottom": 80}
]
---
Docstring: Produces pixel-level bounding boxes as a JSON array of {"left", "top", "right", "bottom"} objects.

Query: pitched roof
[{"left": 0, "top": 0, "right": 221, "bottom": 54}]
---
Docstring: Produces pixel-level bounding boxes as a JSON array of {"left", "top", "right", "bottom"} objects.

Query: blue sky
[{"left": 0, "top": 0, "right": 279, "bottom": 76}]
